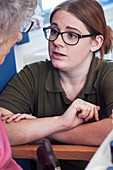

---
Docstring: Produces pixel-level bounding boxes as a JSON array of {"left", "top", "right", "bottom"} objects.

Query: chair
[
  {"left": 0, "top": 47, "right": 16, "bottom": 93},
  {"left": 0, "top": 33, "right": 30, "bottom": 93}
]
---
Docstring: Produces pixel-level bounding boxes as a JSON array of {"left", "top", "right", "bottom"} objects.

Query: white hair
[{"left": 0, "top": 0, "right": 37, "bottom": 32}]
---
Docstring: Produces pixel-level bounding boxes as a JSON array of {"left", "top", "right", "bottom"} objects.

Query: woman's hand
[
  {"left": 76, "top": 100, "right": 100, "bottom": 121},
  {"left": 60, "top": 98, "right": 100, "bottom": 130},
  {"left": 1, "top": 113, "right": 37, "bottom": 123}
]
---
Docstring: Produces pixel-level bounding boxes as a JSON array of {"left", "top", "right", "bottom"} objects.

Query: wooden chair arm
[{"left": 12, "top": 144, "right": 98, "bottom": 161}]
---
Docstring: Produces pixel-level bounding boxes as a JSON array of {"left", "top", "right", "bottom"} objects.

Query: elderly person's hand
[
  {"left": 1, "top": 112, "right": 37, "bottom": 123},
  {"left": 0, "top": 107, "right": 13, "bottom": 117},
  {"left": 60, "top": 98, "right": 100, "bottom": 130}
]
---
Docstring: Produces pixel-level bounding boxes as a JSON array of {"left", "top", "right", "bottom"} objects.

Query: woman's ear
[{"left": 91, "top": 35, "right": 104, "bottom": 52}]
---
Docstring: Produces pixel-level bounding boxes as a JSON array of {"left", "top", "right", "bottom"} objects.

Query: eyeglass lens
[{"left": 44, "top": 28, "right": 79, "bottom": 45}]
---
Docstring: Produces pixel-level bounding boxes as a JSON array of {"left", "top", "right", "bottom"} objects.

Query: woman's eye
[
  {"left": 68, "top": 32, "right": 77, "bottom": 39},
  {"left": 51, "top": 29, "right": 58, "bottom": 35}
]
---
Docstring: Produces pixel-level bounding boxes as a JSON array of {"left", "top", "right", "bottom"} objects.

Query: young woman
[{"left": 0, "top": 0, "right": 113, "bottom": 169}]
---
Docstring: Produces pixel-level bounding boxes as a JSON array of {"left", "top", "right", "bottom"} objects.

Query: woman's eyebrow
[
  {"left": 51, "top": 23, "right": 58, "bottom": 27},
  {"left": 66, "top": 26, "right": 82, "bottom": 33},
  {"left": 51, "top": 23, "right": 79, "bottom": 31},
  {"left": 50, "top": 23, "right": 82, "bottom": 33}
]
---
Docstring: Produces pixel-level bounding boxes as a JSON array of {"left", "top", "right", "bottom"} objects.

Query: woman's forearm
[{"left": 49, "top": 119, "right": 113, "bottom": 146}]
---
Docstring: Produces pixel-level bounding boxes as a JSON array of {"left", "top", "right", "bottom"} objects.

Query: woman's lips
[{"left": 52, "top": 51, "right": 66, "bottom": 60}]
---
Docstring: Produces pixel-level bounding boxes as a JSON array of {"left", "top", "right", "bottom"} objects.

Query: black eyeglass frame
[
  {"left": 43, "top": 26, "right": 96, "bottom": 46},
  {"left": 21, "top": 20, "right": 34, "bottom": 34}
]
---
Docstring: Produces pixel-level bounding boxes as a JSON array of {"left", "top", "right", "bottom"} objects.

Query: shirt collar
[{"left": 45, "top": 65, "right": 63, "bottom": 92}]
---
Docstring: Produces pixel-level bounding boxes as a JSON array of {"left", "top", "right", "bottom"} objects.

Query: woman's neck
[
  {"left": 60, "top": 71, "right": 87, "bottom": 101},
  {"left": 59, "top": 57, "right": 93, "bottom": 101}
]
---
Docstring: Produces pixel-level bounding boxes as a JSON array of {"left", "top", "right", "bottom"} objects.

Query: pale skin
[
  {"left": 0, "top": 30, "right": 22, "bottom": 64},
  {"left": 0, "top": 98, "right": 100, "bottom": 145},
  {"left": 0, "top": 10, "right": 113, "bottom": 146}
]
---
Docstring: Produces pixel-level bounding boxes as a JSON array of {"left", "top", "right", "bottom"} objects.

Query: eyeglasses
[
  {"left": 20, "top": 20, "right": 34, "bottom": 34},
  {"left": 43, "top": 26, "right": 96, "bottom": 46}
]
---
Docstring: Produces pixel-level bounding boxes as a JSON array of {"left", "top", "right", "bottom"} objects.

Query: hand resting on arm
[{"left": 0, "top": 99, "right": 100, "bottom": 145}]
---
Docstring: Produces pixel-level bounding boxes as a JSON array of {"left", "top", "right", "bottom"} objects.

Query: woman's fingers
[
  {"left": 77, "top": 105, "right": 91, "bottom": 119},
  {"left": 84, "top": 107, "right": 96, "bottom": 121},
  {"left": 84, "top": 103, "right": 100, "bottom": 121},
  {"left": 60, "top": 98, "right": 100, "bottom": 130},
  {"left": 76, "top": 99, "right": 100, "bottom": 121},
  {"left": 94, "top": 106, "right": 99, "bottom": 121}
]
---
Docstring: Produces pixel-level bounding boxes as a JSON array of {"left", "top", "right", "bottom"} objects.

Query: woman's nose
[
  {"left": 53, "top": 34, "right": 65, "bottom": 46},
  {"left": 17, "top": 32, "right": 23, "bottom": 42}
]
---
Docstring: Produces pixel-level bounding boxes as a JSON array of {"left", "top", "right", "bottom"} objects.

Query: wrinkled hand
[
  {"left": 1, "top": 113, "right": 37, "bottom": 123},
  {"left": 0, "top": 107, "right": 13, "bottom": 117},
  {"left": 60, "top": 98, "right": 100, "bottom": 130}
]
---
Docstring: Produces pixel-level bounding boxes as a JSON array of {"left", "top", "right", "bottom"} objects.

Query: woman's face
[
  {"left": 0, "top": 30, "right": 22, "bottom": 64},
  {"left": 49, "top": 10, "right": 94, "bottom": 73}
]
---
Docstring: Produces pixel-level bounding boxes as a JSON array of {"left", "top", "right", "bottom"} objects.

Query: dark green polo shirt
[
  {"left": 0, "top": 57, "right": 113, "bottom": 121},
  {"left": 1, "top": 56, "right": 113, "bottom": 170}
]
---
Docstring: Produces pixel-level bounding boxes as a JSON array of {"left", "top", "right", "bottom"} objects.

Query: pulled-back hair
[
  {"left": 50, "top": 0, "right": 113, "bottom": 66},
  {"left": 0, "top": 0, "right": 37, "bottom": 32}
]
